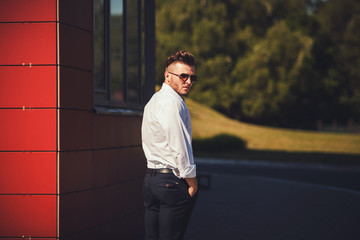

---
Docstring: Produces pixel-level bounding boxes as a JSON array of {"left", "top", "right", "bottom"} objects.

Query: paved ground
[{"left": 185, "top": 159, "right": 360, "bottom": 240}]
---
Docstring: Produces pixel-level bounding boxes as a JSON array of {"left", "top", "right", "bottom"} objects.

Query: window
[{"left": 93, "top": 0, "right": 150, "bottom": 110}]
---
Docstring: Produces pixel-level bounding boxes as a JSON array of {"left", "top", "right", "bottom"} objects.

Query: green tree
[
  {"left": 314, "top": 0, "right": 360, "bottom": 122},
  {"left": 155, "top": 0, "right": 359, "bottom": 129},
  {"left": 230, "top": 22, "right": 314, "bottom": 125}
]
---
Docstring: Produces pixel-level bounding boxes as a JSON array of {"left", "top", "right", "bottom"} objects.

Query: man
[{"left": 142, "top": 51, "right": 198, "bottom": 240}]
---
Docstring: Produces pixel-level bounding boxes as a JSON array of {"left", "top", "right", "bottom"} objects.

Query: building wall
[
  {"left": 0, "top": 1, "right": 150, "bottom": 239},
  {"left": 0, "top": 0, "right": 57, "bottom": 239}
]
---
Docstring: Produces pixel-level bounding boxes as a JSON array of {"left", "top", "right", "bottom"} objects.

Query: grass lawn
[{"left": 186, "top": 97, "right": 360, "bottom": 165}]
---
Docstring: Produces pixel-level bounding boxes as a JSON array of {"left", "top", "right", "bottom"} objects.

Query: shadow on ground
[
  {"left": 192, "top": 134, "right": 247, "bottom": 152},
  {"left": 193, "top": 134, "right": 360, "bottom": 165},
  {"left": 195, "top": 149, "right": 360, "bottom": 165}
]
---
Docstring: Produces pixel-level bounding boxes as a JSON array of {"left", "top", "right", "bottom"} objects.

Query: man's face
[{"left": 165, "top": 62, "right": 195, "bottom": 96}]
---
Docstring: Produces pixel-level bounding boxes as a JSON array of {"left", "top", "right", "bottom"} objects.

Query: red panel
[
  {"left": 60, "top": 148, "right": 146, "bottom": 194},
  {"left": 0, "top": 238, "right": 55, "bottom": 240},
  {"left": 60, "top": 210, "right": 144, "bottom": 240},
  {"left": 100, "top": 210, "right": 144, "bottom": 240},
  {"left": 60, "top": 67, "right": 92, "bottom": 110},
  {"left": 0, "top": 109, "right": 56, "bottom": 151},
  {"left": 0, "top": 152, "right": 56, "bottom": 194},
  {"left": 60, "top": 0, "right": 92, "bottom": 30},
  {"left": 91, "top": 148, "right": 145, "bottom": 186},
  {"left": 60, "top": 110, "right": 92, "bottom": 151},
  {"left": 60, "top": 180, "right": 143, "bottom": 236},
  {"left": 0, "top": 0, "right": 56, "bottom": 22},
  {"left": 60, "top": 191, "right": 93, "bottom": 236},
  {"left": 0, "top": 23, "right": 56, "bottom": 65},
  {"left": 60, "top": 151, "right": 93, "bottom": 194},
  {"left": 93, "top": 115, "right": 142, "bottom": 149},
  {"left": 0, "top": 66, "right": 56, "bottom": 108},
  {"left": 59, "top": 24, "right": 92, "bottom": 70},
  {"left": 0, "top": 195, "right": 56, "bottom": 237}
]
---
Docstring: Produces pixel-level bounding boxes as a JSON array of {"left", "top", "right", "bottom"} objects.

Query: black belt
[{"left": 147, "top": 168, "right": 173, "bottom": 174}]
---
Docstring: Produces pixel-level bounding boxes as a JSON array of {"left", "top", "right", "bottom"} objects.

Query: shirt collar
[{"left": 161, "top": 83, "right": 184, "bottom": 102}]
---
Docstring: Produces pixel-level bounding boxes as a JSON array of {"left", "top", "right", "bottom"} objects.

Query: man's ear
[{"left": 164, "top": 71, "right": 170, "bottom": 82}]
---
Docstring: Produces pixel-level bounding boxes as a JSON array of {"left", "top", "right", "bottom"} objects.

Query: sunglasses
[{"left": 168, "top": 71, "right": 198, "bottom": 83}]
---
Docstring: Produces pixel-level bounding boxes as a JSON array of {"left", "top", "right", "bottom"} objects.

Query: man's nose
[{"left": 185, "top": 77, "right": 192, "bottom": 85}]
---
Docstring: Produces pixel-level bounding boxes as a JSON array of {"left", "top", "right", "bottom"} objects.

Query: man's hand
[{"left": 185, "top": 177, "right": 198, "bottom": 197}]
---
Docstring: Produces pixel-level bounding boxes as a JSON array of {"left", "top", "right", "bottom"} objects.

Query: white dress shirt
[{"left": 141, "top": 83, "right": 196, "bottom": 179}]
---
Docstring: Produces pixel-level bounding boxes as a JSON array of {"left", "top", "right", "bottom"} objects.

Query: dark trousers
[{"left": 143, "top": 171, "right": 198, "bottom": 240}]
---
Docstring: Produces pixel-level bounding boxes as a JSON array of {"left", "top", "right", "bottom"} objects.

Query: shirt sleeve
[{"left": 157, "top": 100, "right": 196, "bottom": 179}]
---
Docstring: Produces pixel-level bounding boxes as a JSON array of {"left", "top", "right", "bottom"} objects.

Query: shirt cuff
[{"left": 179, "top": 164, "right": 197, "bottom": 179}]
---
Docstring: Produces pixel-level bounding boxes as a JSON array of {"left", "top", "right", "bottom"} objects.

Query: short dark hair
[{"left": 165, "top": 51, "right": 195, "bottom": 69}]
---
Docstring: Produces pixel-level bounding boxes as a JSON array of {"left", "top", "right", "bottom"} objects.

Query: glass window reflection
[
  {"left": 110, "top": 0, "right": 124, "bottom": 101},
  {"left": 94, "top": 0, "right": 105, "bottom": 90},
  {"left": 126, "top": 0, "right": 140, "bottom": 104}
]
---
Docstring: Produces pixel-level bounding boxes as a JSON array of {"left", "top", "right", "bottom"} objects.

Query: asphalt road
[{"left": 185, "top": 158, "right": 360, "bottom": 240}]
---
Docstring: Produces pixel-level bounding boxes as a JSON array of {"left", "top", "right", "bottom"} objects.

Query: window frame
[{"left": 93, "top": 0, "right": 150, "bottom": 113}]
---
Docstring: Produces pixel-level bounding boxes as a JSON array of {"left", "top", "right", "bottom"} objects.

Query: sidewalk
[{"left": 185, "top": 161, "right": 360, "bottom": 240}]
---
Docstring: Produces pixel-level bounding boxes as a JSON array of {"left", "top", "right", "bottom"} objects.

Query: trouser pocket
[{"left": 156, "top": 174, "right": 191, "bottom": 206}]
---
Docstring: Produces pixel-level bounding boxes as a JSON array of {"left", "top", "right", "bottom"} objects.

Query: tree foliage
[{"left": 156, "top": 0, "right": 360, "bottom": 129}]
